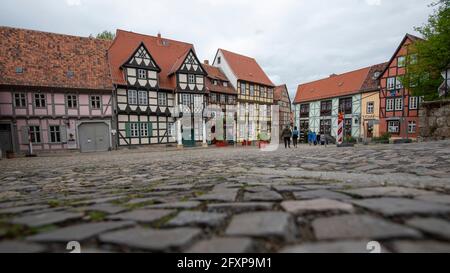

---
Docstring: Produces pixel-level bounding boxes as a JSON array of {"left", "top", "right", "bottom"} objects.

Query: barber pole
[{"left": 337, "top": 112, "right": 344, "bottom": 145}]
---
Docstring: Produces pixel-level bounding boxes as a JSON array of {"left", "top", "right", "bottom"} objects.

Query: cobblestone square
[{"left": 1, "top": 141, "right": 450, "bottom": 253}]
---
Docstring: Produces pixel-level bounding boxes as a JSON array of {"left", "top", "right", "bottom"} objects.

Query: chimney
[
  {"left": 157, "top": 32, "right": 161, "bottom": 39},
  {"left": 330, "top": 73, "right": 338, "bottom": 78},
  {"left": 204, "top": 60, "right": 209, "bottom": 65}
]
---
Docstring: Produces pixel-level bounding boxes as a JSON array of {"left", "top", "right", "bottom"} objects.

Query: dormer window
[
  {"left": 138, "top": 69, "right": 147, "bottom": 79},
  {"left": 217, "top": 57, "right": 221, "bottom": 64},
  {"left": 213, "top": 80, "right": 218, "bottom": 86},
  {"left": 16, "top": 67, "right": 24, "bottom": 74},
  {"left": 67, "top": 70, "right": 74, "bottom": 78},
  {"left": 188, "top": 74, "right": 195, "bottom": 84}
]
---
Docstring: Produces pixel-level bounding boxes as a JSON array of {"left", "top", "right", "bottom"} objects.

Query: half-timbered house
[
  {"left": 212, "top": 49, "right": 275, "bottom": 143},
  {"left": 0, "top": 27, "right": 115, "bottom": 155},
  {"left": 274, "top": 84, "right": 293, "bottom": 139},
  {"left": 108, "top": 30, "right": 207, "bottom": 148},
  {"left": 379, "top": 34, "right": 423, "bottom": 139}
]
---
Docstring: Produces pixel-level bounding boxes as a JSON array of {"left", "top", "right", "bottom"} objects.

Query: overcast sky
[{"left": 0, "top": 0, "right": 434, "bottom": 98}]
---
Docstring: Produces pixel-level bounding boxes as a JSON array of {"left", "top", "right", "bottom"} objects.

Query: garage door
[{"left": 78, "top": 122, "right": 110, "bottom": 153}]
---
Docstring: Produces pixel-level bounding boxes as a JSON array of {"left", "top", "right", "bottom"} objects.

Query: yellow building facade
[{"left": 360, "top": 91, "right": 380, "bottom": 139}]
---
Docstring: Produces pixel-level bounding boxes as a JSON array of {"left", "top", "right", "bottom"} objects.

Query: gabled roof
[
  {"left": 378, "top": 33, "right": 424, "bottom": 78},
  {"left": 108, "top": 30, "right": 197, "bottom": 90},
  {"left": 121, "top": 42, "right": 161, "bottom": 72},
  {"left": 294, "top": 66, "right": 372, "bottom": 104},
  {"left": 0, "top": 26, "right": 113, "bottom": 90},
  {"left": 274, "top": 84, "right": 290, "bottom": 103},
  {"left": 203, "top": 64, "right": 237, "bottom": 95},
  {"left": 360, "top": 62, "right": 388, "bottom": 92},
  {"left": 217, "top": 49, "right": 275, "bottom": 87}
]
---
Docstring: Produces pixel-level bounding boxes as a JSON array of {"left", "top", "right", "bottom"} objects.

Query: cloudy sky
[{"left": 0, "top": 0, "right": 434, "bottom": 98}]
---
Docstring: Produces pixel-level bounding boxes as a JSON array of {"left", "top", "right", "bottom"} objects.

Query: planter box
[{"left": 215, "top": 141, "right": 228, "bottom": 147}]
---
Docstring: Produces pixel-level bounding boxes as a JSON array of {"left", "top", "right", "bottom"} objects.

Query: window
[
  {"left": 240, "top": 82, "right": 246, "bottom": 95},
  {"left": 396, "top": 77, "right": 403, "bottom": 89},
  {"left": 339, "top": 97, "right": 352, "bottom": 114},
  {"left": 408, "top": 121, "right": 417, "bottom": 133},
  {"left": 49, "top": 125, "right": 61, "bottom": 143},
  {"left": 387, "top": 77, "right": 396, "bottom": 90},
  {"left": 168, "top": 122, "right": 174, "bottom": 137},
  {"left": 398, "top": 56, "right": 406, "bottom": 68},
  {"left": 130, "top": 123, "right": 139, "bottom": 137},
  {"left": 260, "top": 87, "right": 266, "bottom": 98},
  {"left": 138, "top": 91, "right": 148, "bottom": 105},
  {"left": 395, "top": 98, "right": 403, "bottom": 111},
  {"left": 128, "top": 90, "right": 137, "bottom": 105},
  {"left": 217, "top": 57, "right": 221, "bottom": 64},
  {"left": 34, "top": 93, "right": 46, "bottom": 108},
  {"left": 409, "top": 96, "right": 418, "bottom": 110},
  {"left": 188, "top": 74, "right": 195, "bottom": 84},
  {"left": 158, "top": 92, "right": 167, "bottom": 106},
  {"left": 367, "top": 101, "right": 374, "bottom": 114},
  {"left": 220, "top": 94, "right": 226, "bottom": 104},
  {"left": 388, "top": 121, "right": 400, "bottom": 134},
  {"left": 90, "top": 95, "right": 101, "bottom": 109},
  {"left": 223, "top": 82, "right": 228, "bottom": 87},
  {"left": 320, "top": 100, "right": 332, "bottom": 116},
  {"left": 386, "top": 98, "right": 394, "bottom": 111},
  {"left": 300, "top": 104, "right": 310, "bottom": 117},
  {"left": 138, "top": 69, "right": 147, "bottom": 79},
  {"left": 181, "top": 93, "right": 190, "bottom": 105},
  {"left": 409, "top": 54, "right": 418, "bottom": 65},
  {"left": 210, "top": 93, "right": 217, "bottom": 103},
  {"left": 228, "top": 96, "right": 236, "bottom": 104},
  {"left": 140, "top": 123, "right": 149, "bottom": 137},
  {"left": 249, "top": 85, "right": 255, "bottom": 96},
  {"left": 267, "top": 88, "right": 273, "bottom": 99},
  {"left": 29, "top": 126, "right": 41, "bottom": 143},
  {"left": 320, "top": 119, "right": 332, "bottom": 135},
  {"left": 344, "top": 118, "right": 352, "bottom": 137},
  {"left": 67, "top": 95, "right": 77, "bottom": 108},
  {"left": 213, "top": 80, "right": 218, "bottom": 86},
  {"left": 14, "top": 93, "right": 26, "bottom": 108}
]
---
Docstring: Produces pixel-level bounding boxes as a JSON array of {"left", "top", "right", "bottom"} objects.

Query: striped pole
[{"left": 337, "top": 112, "right": 344, "bottom": 145}]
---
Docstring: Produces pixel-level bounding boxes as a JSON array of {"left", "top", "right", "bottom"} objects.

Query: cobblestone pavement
[{"left": 1, "top": 141, "right": 450, "bottom": 253}]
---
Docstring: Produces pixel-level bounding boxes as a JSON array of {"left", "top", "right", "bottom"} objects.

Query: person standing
[
  {"left": 307, "top": 130, "right": 312, "bottom": 146},
  {"left": 312, "top": 131, "right": 317, "bottom": 146},
  {"left": 292, "top": 126, "right": 299, "bottom": 148},
  {"left": 281, "top": 126, "right": 292, "bottom": 149}
]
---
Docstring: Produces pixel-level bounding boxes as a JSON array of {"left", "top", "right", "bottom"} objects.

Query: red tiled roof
[
  {"left": 203, "top": 64, "right": 237, "bottom": 95},
  {"left": 108, "top": 30, "right": 195, "bottom": 90},
  {"left": 274, "top": 84, "right": 289, "bottom": 102},
  {"left": 360, "top": 62, "right": 388, "bottom": 92},
  {"left": 218, "top": 49, "right": 274, "bottom": 87},
  {"left": 0, "top": 26, "right": 113, "bottom": 90},
  {"left": 294, "top": 66, "right": 372, "bottom": 104}
]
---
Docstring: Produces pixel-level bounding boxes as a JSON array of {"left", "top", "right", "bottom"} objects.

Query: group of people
[{"left": 281, "top": 126, "right": 328, "bottom": 149}]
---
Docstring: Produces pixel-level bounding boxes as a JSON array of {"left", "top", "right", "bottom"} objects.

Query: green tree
[
  {"left": 402, "top": 0, "right": 450, "bottom": 100},
  {"left": 91, "top": 30, "right": 115, "bottom": 40}
]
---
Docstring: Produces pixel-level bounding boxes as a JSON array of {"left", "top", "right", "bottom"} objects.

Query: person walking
[
  {"left": 307, "top": 130, "right": 312, "bottom": 146},
  {"left": 281, "top": 126, "right": 292, "bottom": 149},
  {"left": 292, "top": 126, "right": 299, "bottom": 148},
  {"left": 312, "top": 131, "right": 317, "bottom": 146}
]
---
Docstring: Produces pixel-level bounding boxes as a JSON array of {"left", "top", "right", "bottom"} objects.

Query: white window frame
[
  {"left": 158, "top": 92, "right": 167, "bottom": 106},
  {"left": 49, "top": 125, "right": 61, "bottom": 143},
  {"left": 128, "top": 90, "right": 137, "bottom": 105},
  {"left": 387, "top": 77, "right": 396, "bottom": 90},
  {"left": 34, "top": 93, "right": 46, "bottom": 108},
  {"left": 396, "top": 77, "right": 404, "bottom": 89},
  {"left": 130, "top": 123, "right": 139, "bottom": 137},
  {"left": 138, "top": 91, "right": 148, "bottom": 105},
  {"left": 395, "top": 98, "right": 403, "bottom": 111},
  {"left": 137, "top": 69, "right": 147, "bottom": 79},
  {"left": 168, "top": 122, "right": 174, "bottom": 137},
  {"left": 90, "top": 95, "right": 101, "bottom": 109},
  {"left": 367, "top": 101, "right": 374, "bottom": 114},
  {"left": 181, "top": 93, "right": 190, "bottom": 105},
  {"left": 408, "top": 121, "right": 416, "bottom": 133},
  {"left": 140, "top": 123, "right": 148, "bottom": 137},
  {"left": 388, "top": 121, "right": 400, "bottom": 134},
  {"left": 188, "top": 74, "right": 195, "bottom": 84},
  {"left": 14, "top": 93, "right": 27, "bottom": 108},
  {"left": 29, "top": 126, "right": 41, "bottom": 144},
  {"left": 67, "top": 95, "right": 78, "bottom": 109},
  {"left": 398, "top": 56, "right": 406, "bottom": 68},
  {"left": 386, "top": 98, "right": 394, "bottom": 111},
  {"left": 409, "top": 96, "right": 418, "bottom": 110}
]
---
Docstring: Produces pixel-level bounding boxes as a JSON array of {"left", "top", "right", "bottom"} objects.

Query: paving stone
[
  {"left": 153, "top": 185, "right": 194, "bottom": 191},
  {"left": 243, "top": 191, "right": 283, "bottom": 202},
  {"left": 225, "top": 212, "right": 294, "bottom": 241},
  {"left": 126, "top": 197, "right": 160, "bottom": 205},
  {"left": 166, "top": 211, "right": 227, "bottom": 227},
  {"left": 207, "top": 202, "right": 274, "bottom": 213},
  {"left": 82, "top": 203, "right": 127, "bottom": 214},
  {"left": 108, "top": 209, "right": 175, "bottom": 223},
  {"left": 405, "top": 217, "right": 450, "bottom": 239},
  {"left": 293, "top": 190, "right": 352, "bottom": 200},
  {"left": 146, "top": 201, "right": 201, "bottom": 209},
  {"left": 280, "top": 240, "right": 390, "bottom": 253},
  {"left": 195, "top": 188, "right": 238, "bottom": 202},
  {"left": 390, "top": 240, "right": 450, "bottom": 253},
  {"left": 185, "top": 237, "right": 254, "bottom": 253},
  {"left": 99, "top": 227, "right": 201, "bottom": 251},
  {"left": 415, "top": 194, "right": 450, "bottom": 205},
  {"left": 312, "top": 215, "right": 421, "bottom": 240},
  {"left": 0, "top": 241, "right": 46, "bottom": 253},
  {"left": 281, "top": 199, "right": 354, "bottom": 214},
  {"left": 352, "top": 198, "right": 450, "bottom": 216},
  {"left": 0, "top": 205, "right": 49, "bottom": 215},
  {"left": 340, "top": 187, "right": 434, "bottom": 198},
  {"left": 10, "top": 211, "right": 84, "bottom": 227},
  {"left": 27, "top": 221, "right": 135, "bottom": 242},
  {"left": 272, "top": 185, "right": 306, "bottom": 192}
]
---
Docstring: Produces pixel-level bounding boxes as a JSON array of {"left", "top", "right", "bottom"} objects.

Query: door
[
  {"left": 0, "top": 124, "right": 13, "bottom": 155},
  {"left": 78, "top": 122, "right": 110, "bottom": 153}
]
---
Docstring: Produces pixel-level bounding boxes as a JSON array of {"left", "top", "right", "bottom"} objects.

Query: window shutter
[
  {"left": 125, "top": 123, "right": 131, "bottom": 138},
  {"left": 21, "top": 126, "right": 30, "bottom": 144},
  {"left": 60, "top": 125, "right": 67, "bottom": 143},
  {"left": 148, "top": 122, "right": 152, "bottom": 137}
]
